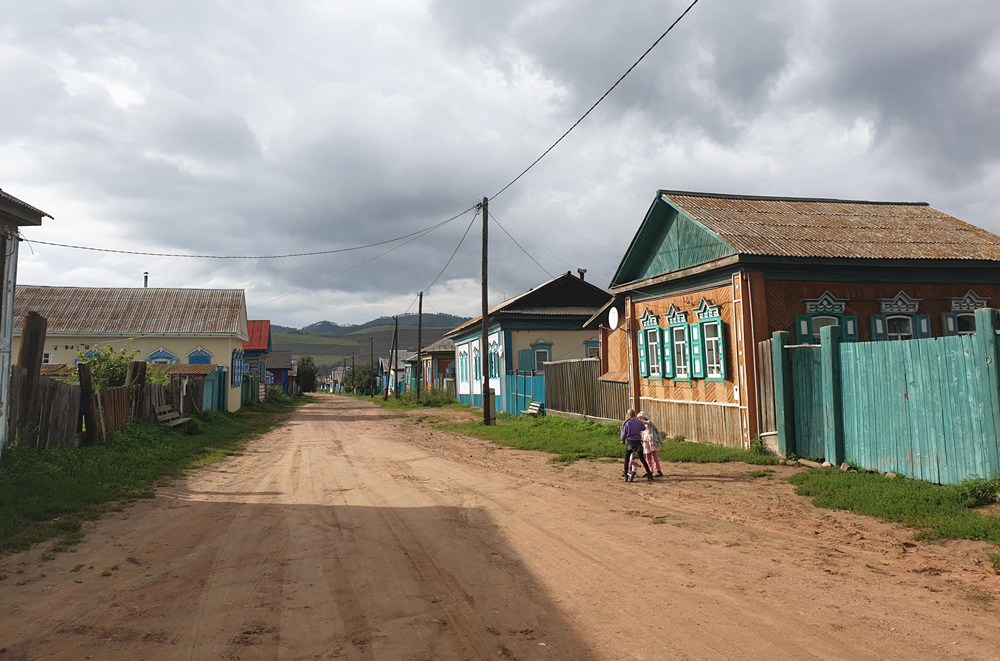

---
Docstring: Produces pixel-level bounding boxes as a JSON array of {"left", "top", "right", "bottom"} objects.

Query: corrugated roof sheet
[
  {"left": 421, "top": 338, "right": 455, "bottom": 353},
  {"left": 0, "top": 188, "right": 52, "bottom": 220},
  {"left": 662, "top": 191, "right": 1000, "bottom": 261},
  {"left": 244, "top": 320, "right": 271, "bottom": 351},
  {"left": 14, "top": 286, "right": 247, "bottom": 336},
  {"left": 148, "top": 363, "right": 219, "bottom": 376},
  {"left": 40, "top": 364, "right": 73, "bottom": 376},
  {"left": 266, "top": 350, "right": 292, "bottom": 370}
]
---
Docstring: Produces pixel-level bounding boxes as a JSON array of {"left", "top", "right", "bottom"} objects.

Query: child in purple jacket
[{"left": 620, "top": 409, "right": 653, "bottom": 482}]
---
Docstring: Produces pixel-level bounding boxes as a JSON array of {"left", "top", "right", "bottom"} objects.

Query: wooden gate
[{"left": 789, "top": 345, "right": 825, "bottom": 460}]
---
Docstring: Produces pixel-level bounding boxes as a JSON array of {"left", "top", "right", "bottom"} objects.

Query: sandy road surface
[{"left": 2, "top": 395, "right": 1000, "bottom": 660}]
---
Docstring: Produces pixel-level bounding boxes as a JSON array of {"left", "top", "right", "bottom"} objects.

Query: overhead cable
[{"left": 490, "top": 0, "right": 701, "bottom": 200}]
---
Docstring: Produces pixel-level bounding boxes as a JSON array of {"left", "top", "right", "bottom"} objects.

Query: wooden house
[
  {"left": 419, "top": 338, "right": 455, "bottom": 391},
  {"left": 12, "top": 285, "right": 249, "bottom": 412},
  {"left": 446, "top": 272, "right": 610, "bottom": 412},
  {"left": 265, "top": 350, "right": 293, "bottom": 394},
  {"left": 242, "top": 320, "right": 272, "bottom": 401},
  {"left": 605, "top": 190, "right": 1000, "bottom": 449},
  {"left": 0, "top": 190, "right": 50, "bottom": 452}
]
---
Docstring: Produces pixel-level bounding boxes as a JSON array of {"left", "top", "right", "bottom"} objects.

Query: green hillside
[{"left": 272, "top": 327, "right": 454, "bottom": 374}]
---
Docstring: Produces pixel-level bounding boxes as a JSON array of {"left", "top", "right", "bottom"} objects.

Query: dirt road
[{"left": 2, "top": 395, "right": 999, "bottom": 660}]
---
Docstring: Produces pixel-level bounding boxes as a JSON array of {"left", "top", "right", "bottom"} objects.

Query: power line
[
  {"left": 491, "top": 214, "right": 553, "bottom": 279},
  {"left": 490, "top": 0, "right": 701, "bottom": 200},
  {"left": 248, "top": 207, "right": 475, "bottom": 309},
  {"left": 23, "top": 206, "right": 476, "bottom": 259},
  {"left": 425, "top": 207, "right": 479, "bottom": 294}
]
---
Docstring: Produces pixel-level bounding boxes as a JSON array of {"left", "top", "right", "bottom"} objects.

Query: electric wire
[
  {"left": 490, "top": 0, "right": 701, "bottom": 200},
  {"left": 424, "top": 207, "right": 479, "bottom": 294},
  {"left": 491, "top": 214, "right": 554, "bottom": 279},
  {"left": 24, "top": 206, "right": 476, "bottom": 259}
]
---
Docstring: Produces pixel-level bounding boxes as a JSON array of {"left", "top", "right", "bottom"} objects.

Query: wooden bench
[
  {"left": 521, "top": 401, "right": 545, "bottom": 417},
  {"left": 156, "top": 404, "right": 191, "bottom": 428}
]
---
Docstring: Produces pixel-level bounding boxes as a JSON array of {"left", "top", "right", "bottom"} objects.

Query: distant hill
[
  {"left": 274, "top": 313, "right": 470, "bottom": 337},
  {"left": 270, "top": 312, "right": 471, "bottom": 373}
]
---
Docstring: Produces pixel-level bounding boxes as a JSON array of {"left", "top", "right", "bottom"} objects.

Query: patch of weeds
[
  {"left": 100, "top": 571, "right": 111, "bottom": 577},
  {"left": 71, "top": 564, "right": 84, "bottom": 573},
  {"left": 652, "top": 517, "right": 666, "bottom": 524},
  {"left": 660, "top": 439, "right": 780, "bottom": 466},
  {"left": 747, "top": 470, "right": 775, "bottom": 478},
  {"left": 39, "top": 552, "right": 55, "bottom": 562},
  {"left": 599, "top": 458, "right": 619, "bottom": 464},
  {"left": 110, "top": 565, "right": 119, "bottom": 571},
  {"left": 726, "top": 541, "right": 741, "bottom": 547},
  {"left": 986, "top": 551, "right": 1000, "bottom": 572},
  {"left": 865, "top": 564, "right": 883, "bottom": 573},
  {"left": 393, "top": 475, "right": 423, "bottom": 481},
  {"left": 49, "top": 531, "right": 84, "bottom": 553},
  {"left": 0, "top": 573, "right": 6, "bottom": 581},
  {"left": 436, "top": 415, "right": 623, "bottom": 463},
  {"left": 790, "top": 471, "right": 1000, "bottom": 543}
]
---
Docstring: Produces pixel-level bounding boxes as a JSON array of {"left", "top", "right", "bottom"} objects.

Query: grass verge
[
  {"left": 789, "top": 470, "right": 1000, "bottom": 542},
  {"left": 335, "top": 389, "right": 473, "bottom": 413},
  {"left": 0, "top": 398, "right": 308, "bottom": 556},
  {"left": 436, "top": 414, "right": 781, "bottom": 465}
]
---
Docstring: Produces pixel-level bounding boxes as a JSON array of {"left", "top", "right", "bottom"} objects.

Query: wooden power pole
[
  {"left": 385, "top": 315, "right": 397, "bottom": 401},
  {"left": 351, "top": 352, "right": 355, "bottom": 393},
  {"left": 416, "top": 292, "right": 423, "bottom": 401},
  {"left": 370, "top": 337, "right": 375, "bottom": 398},
  {"left": 481, "top": 196, "right": 492, "bottom": 425}
]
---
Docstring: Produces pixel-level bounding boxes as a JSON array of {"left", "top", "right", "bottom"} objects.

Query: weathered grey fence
[
  {"left": 7, "top": 365, "right": 82, "bottom": 449},
  {"left": 541, "top": 359, "right": 630, "bottom": 422},
  {"left": 771, "top": 308, "right": 1000, "bottom": 484}
]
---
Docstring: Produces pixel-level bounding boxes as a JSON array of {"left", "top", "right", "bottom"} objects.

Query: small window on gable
[
  {"left": 42, "top": 352, "right": 52, "bottom": 364},
  {"left": 811, "top": 315, "right": 840, "bottom": 343},
  {"left": 957, "top": 313, "right": 976, "bottom": 335},
  {"left": 887, "top": 315, "right": 913, "bottom": 341}
]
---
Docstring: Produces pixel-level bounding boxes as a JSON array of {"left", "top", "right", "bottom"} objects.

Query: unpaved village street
[{"left": 2, "top": 394, "right": 1000, "bottom": 660}]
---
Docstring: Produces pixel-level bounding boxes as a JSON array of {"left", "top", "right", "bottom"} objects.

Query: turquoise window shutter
[
  {"left": 637, "top": 329, "right": 648, "bottom": 377},
  {"left": 914, "top": 313, "right": 932, "bottom": 339},
  {"left": 660, "top": 327, "right": 674, "bottom": 378},
  {"left": 794, "top": 315, "right": 811, "bottom": 344},
  {"left": 841, "top": 315, "right": 858, "bottom": 342},
  {"left": 871, "top": 315, "right": 888, "bottom": 341},
  {"left": 941, "top": 312, "right": 959, "bottom": 336},
  {"left": 689, "top": 322, "right": 706, "bottom": 379},
  {"left": 518, "top": 349, "right": 533, "bottom": 371}
]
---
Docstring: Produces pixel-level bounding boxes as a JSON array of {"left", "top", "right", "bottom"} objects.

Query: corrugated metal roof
[
  {"left": 13, "top": 285, "right": 247, "bottom": 336},
  {"left": 662, "top": 191, "right": 1000, "bottom": 261},
  {"left": 244, "top": 320, "right": 271, "bottom": 351},
  {"left": 40, "top": 364, "right": 73, "bottom": 376},
  {"left": 421, "top": 338, "right": 454, "bottom": 353},
  {"left": 148, "top": 363, "right": 219, "bottom": 376},
  {"left": 266, "top": 350, "right": 292, "bottom": 370},
  {"left": 499, "top": 306, "right": 603, "bottom": 316},
  {"left": 0, "top": 188, "right": 52, "bottom": 221}
]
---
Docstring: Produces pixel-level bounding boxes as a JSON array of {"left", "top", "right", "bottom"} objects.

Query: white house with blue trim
[{"left": 445, "top": 272, "right": 610, "bottom": 412}]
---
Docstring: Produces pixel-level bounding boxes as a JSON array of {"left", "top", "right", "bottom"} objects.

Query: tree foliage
[
  {"left": 78, "top": 343, "right": 139, "bottom": 390},
  {"left": 297, "top": 355, "right": 318, "bottom": 392},
  {"left": 344, "top": 364, "right": 376, "bottom": 393}
]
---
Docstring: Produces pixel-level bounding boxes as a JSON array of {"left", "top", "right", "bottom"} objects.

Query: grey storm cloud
[{"left": 2, "top": 0, "right": 999, "bottom": 326}]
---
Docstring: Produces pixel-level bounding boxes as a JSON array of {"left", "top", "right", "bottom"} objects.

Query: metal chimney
[
  {"left": 577, "top": 268, "right": 587, "bottom": 280},
  {"left": 143, "top": 272, "right": 148, "bottom": 288}
]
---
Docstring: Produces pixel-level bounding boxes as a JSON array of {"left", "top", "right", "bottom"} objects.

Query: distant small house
[
  {"left": 418, "top": 338, "right": 455, "bottom": 391},
  {"left": 446, "top": 272, "right": 610, "bottom": 412},
  {"left": 12, "top": 285, "right": 249, "bottom": 412},
  {"left": 242, "top": 320, "right": 271, "bottom": 399},
  {"left": 265, "top": 350, "right": 293, "bottom": 394},
  {"left": 403, "top": 352, "right": 420, "bottom": 392}
]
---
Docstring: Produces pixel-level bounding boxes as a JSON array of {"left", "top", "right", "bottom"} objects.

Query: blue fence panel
[
  {"left": 505, "top": 373, "right": 545, "bottom": 416},
  {"left": 790, "top": 346, "right": 825, "bottom": 460}
]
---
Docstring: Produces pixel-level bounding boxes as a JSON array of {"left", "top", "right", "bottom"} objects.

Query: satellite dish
[{"left": 608, "top": 306, "right": 619, "bottom": 330}]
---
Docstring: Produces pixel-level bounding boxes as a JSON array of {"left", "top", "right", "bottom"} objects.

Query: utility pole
[
  {"left": 351, "top": 352, "right": 355, "bottom": 393},
  {"left": 481, "top": 196, "right": 492, "bottom": 425},
  {"left": 416, "top": 292, "right": 423, "bottom": 401},
  {"left": 370, "top": 337, "right": 375, "bottom": 398},
  {"left": 342, "top": 358, "right": 346, "bottom": 393},
  {"left": 386, "top": 315, "right": 398, "bottom": 401}
]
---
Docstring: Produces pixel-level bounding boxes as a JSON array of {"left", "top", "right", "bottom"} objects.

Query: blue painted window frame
[
  {"left": 530, "top": 341, "right": 552, "bottom": 373},
  {"left": 188, "top": 346, "right": 212, "bottom": 364}
]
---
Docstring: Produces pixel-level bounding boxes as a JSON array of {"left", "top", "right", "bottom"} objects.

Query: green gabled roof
[{"left": 611, "top": 192, "right": 735, "bottom": 288}]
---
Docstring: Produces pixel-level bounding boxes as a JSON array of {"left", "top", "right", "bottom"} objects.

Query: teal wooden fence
[
  {"left": 772, "top": 309, "right": 1000, "bottom": 484},
  {"left": 505, "top": 372, "right": 545, "bottom": 415}
]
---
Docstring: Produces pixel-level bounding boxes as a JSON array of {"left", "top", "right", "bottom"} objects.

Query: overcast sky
[{"left": 3, "top": 0, "right": 1000, "bottom": 327}]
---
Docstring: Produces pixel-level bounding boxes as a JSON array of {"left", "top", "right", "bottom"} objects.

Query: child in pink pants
[{"left": 639, "top": 412, "right": 663, "bottom": 477}]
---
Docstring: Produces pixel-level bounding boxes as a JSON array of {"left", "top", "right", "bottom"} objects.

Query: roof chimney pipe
[
  {"left": 577, "top": 268, "right": 587, "bottom": 281},
  {"left": 143, "top": 271, "right": 149, "bottom": 288}
]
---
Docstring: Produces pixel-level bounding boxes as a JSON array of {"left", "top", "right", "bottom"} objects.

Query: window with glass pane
[
  {"left": 886, "top": 315, "right": 913, "bottom": 341},
  {"left": 957, "top": 313, "right": 975, "bottom": 335},
  {"left": 587, "top": 346, "right": 600, "bottom": 358},
  {"left": 703, "top": 322, "right": 721, "bottom": 377},
  {"left": 534, "top": 349, "right": 549, "bottom": 373},
  {"left": 646, "top": 328, "right": 660, "bottom": 376},
  {"left": 473, "top": 349, "right": 480, "bottom": 378},
  {"left": 811, "top": 315, "right": 840, "bottom": 343},
  {"left": 673, "top": 326, "right": 688, "bottom": 377}
]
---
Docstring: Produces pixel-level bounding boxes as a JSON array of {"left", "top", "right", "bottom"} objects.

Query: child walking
[{"left": 638, "top": 412, "right": 663, "bottom": 478}]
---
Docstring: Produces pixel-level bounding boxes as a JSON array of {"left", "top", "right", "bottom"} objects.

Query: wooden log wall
[{"left": 639, "top": 397, "right": 743, "bottom": 447}]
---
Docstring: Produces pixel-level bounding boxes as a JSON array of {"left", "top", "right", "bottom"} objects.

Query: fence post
[
  {"left": 820, "top": 325, "right": 845, "bottom": 465},
  {"left": 78, "top": 362, "right": 97, "bottom": 445},
  {"left": 974, "top": 308, "right": 1000, "bottom": 477},
  {"left": 17, "top": 311, "right": 47, "bottom": 448},
  {"left": 126, "top": 361, "right": 146, "bottom": 420},
  {"left": 771, "top": 331, "right": 795, "bottom": 457}
]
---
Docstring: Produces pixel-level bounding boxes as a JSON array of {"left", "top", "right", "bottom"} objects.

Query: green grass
[
  {"left": 435, "top": 415, "right": 782, "bottom": 465},
  {"left": 0, "top": 398, "right": 306, "bottom": 556},
  {"left": 336, "top": 389, "right": 471, "bottom": 412},
  {"left": 789, "top": 470, "right": 1000, "bottom": 542}
]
